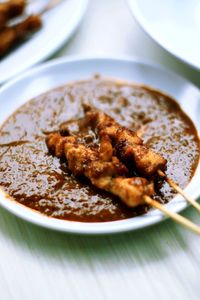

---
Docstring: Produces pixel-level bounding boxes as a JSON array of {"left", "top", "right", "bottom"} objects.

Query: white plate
[
  {"left": 0, "top": 57, "right": 199, "bottom": 234},
  {"left": 128, "top": 0, "right": 200, "bottom": 70},
  {"left": 0, "top": 0, "right": 88, "bottom": 84}
]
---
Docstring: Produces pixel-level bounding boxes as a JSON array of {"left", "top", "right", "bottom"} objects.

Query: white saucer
[{"left": 0, "top": 56, "right": 199, "bottom": 234}]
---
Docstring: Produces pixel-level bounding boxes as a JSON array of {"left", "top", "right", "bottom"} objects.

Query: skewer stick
[
  {"left": 144, "top": 195, "right": 200, "bottom": 235},
  {"left": 136, "top": 123, "right": 199, "bottom": 212},
  {"left": 40, "top": 0, "right": 63, "bottom": 14},
  {"left": 157, "top": 170, "right": 200, "bottom": 213}
]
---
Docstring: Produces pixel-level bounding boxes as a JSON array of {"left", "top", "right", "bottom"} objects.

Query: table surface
[{"left": 1, "top": 1, "right": 200, "bottom": 299}]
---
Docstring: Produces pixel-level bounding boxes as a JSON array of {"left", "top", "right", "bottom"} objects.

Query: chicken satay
[
  {"left": 46, "top": 133, "right": 155, "bottom": 207},
  {"left": 99, "top": 133, "right": 113, "bottom": 162},
  {"left": 84, "top": 107, "right": 167, "bottom": 177},
  {"left": 113, "top": 127, "right": 167, "bottom": 177},
  {"left": 0, "top": 0, "right": 26, "bottom": 30},
  {"left": 0, "top": 14, "right": 42, "bottom": 56}
]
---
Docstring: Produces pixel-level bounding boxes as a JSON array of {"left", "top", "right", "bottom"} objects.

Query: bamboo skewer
[
  {"left": 40, "top": 0, "right": 64, "bottom": 14},
  {"left": 144, "top": 195, "right": 200, "bottom": 235},
  {"left": 137, "top": 125, "right": 200, "bottom": 213},
  {"left": 157, "top": 169, "right": 200, "bottom": 213}
]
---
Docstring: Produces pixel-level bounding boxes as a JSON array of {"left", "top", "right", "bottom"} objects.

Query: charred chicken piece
[
  {"left": 0, "top": 14, "right": 42, "bottom": 56},
  {"left": 84, "top": 107, "right": 167, "bottom": 177},
  {"left": 0, "top": 0, "right": 26, "bottom": 30},
  {"left": 46, "top": 133, "right": 155, "bottom": 208}
]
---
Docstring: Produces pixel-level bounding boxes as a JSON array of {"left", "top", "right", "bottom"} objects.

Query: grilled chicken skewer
[
  {"left": 0, "top": 0, "right": 63, "bottom": 57},
  {"left": 0, "top": 14, "right": 41, "bottom": 56},
  {"left": 59, "top": 105, "right": 200, "bottom": 215},
  {"left": 47, "top": 132, "right": 155, "bottom": 208},
  {"left": 0, "top": 0, "right": 26, "bottom": 30},
  {"left": 46, "top": 131, "right": 200, "bottom": 235},
  {"left": 82, "top": 106, "right": 200, "bottom": 211},
  {"left": 81, "top": 105, "right": 167, "bottom": 177}
]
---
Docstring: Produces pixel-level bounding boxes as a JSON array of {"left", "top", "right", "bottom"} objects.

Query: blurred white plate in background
[
  {"left": 128, "top": 0, "right": 200, "bottom": 70},
  {"left": 0, "top": 0, "right": 88, "bottom": 84}
]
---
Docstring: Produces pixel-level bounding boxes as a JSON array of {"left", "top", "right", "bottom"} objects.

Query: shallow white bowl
[{"left": 0, "top": 57, "right": 199, "bottom": 234}]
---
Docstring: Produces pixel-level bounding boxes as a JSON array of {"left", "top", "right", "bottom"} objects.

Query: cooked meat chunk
[
  {"left": 47, "top": 133, "right": 128, "bottom": 177},
  {"left": 84, "top": 107, "right": 167, "bottom": 176},
  {"left": 0, "top": 14, "right": 42, "bottom": 56},
  {"left": 99, "top": 133, "right": 113, "bottom": 162},
  {"left": 113, "top": 127, "right": 166, "bottom": 177},
  {"left": 46, "top": 133, "right": 155, "bottom": 207},
  {"left": 109, "top": 177, "right": 154, "bottom": 207},
  {"left": 0, "top": 0, "right": 26, "bottom": 30}
]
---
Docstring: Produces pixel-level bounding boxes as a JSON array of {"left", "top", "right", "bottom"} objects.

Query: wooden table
[{"left": 1, "top": 1, "right": 200, "bottom": 299}]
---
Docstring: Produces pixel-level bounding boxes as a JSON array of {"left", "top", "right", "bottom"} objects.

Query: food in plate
[
  {"left": 0, "top": 14, "right": 42, "bottom": 56},
  {"left": 46, "top": 105, "right": 165, "bottom": 207},
  {"left": 0, "top": 0, "right": 26, "bottom": 30},
  {"left": 0, "top": 0, "right": 42, "bottom": 57},
  {"left": 0, "top": 76, "right": 199, "bottom": 222}
]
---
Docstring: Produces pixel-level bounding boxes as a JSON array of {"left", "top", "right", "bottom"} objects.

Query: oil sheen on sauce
[{"left": 0, "top": 78, "right": 199, "bottom": 222}]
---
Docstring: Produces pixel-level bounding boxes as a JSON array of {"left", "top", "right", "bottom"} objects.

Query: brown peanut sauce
[{"left": 0, "top": 77, "right": 199, "bottom": 222}]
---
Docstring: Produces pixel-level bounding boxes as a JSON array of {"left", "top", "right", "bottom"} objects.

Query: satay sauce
[{"left": 0, "top": 78, "right": 199, "bottom": 222}]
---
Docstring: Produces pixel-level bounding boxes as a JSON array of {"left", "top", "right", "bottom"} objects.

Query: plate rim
[
  {"left": 1, "top": 54, "right": 199, "bottom": 94},
  {"left": 127, "top": 0, "right": 200, "bottom": 71},
  {"left": 0, "top": 55, "right": 199, "bottom": 235}
]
